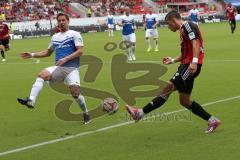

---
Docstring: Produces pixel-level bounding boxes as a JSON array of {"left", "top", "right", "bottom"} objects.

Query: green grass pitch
[{"left": 0, "top": 22, "right": 240, "bottom": 160}]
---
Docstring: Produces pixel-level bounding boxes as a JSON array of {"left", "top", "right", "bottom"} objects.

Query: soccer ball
[{"left": 102, "top": 98, "right": 118, "bottom": 114}]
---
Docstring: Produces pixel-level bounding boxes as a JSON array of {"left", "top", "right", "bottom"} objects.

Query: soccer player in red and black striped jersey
[
  {"left": 125, "top": 10, "right": 221, "bottom": 134},
  {"left": 0, "top": 17, "right": 10, "bottom": 62},
  {"left": 226, "top": 3, "right": 237, "bottom": 34}
]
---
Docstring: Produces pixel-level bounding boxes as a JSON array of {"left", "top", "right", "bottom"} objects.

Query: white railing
[
  {"left": 69, "top": 3, "right": 88, "bottom": 18},
  {"left": 7, "top": 14, "right": 167, "bottom": 32},
  {"left": 142, "top": 0, "right": 161, "bottom": 13},
  {"left": 197, "top": 0, "right": 225, "bottom": 14}
]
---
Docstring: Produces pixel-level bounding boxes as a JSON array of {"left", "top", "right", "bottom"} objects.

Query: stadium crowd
[
  {"left": 0, "top": 0, "right": 236, "bottom": 21},
  {"left": 79, "top": 0, "right": 138, "bottom": 16},
  {"left": 0, "top": 0, "right": 143, "bottom": 21},
  {"left": 0, "top": 0, "right": 70, "bottom": 22}
]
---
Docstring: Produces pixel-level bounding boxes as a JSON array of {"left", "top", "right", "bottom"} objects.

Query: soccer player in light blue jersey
[
  {"left": 118, "top": 6, "right": 136, "bottom": 61},
  {"left": 189, "top": 5, "right": 200, "bottom": 25},
  {"left": 144, "top": 7, "right": 159, "bottom": 52},
  {"left": 107, "top": 12, "right": 114, "bottom": 37},
  {"left": 17, "top": 13, "right": 90, "bottom": 124}
]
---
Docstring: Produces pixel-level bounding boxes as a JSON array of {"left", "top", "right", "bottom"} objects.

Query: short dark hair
[
  {"left": 57, "top": 13, "right": 69, "bottom": 21},
  {"left": 165, "top": 10, "right": 181, "bottom": 21}
]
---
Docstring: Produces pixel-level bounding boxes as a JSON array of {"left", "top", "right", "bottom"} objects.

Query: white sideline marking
[
  {"left": 0, "top": 95, "right": 240, "bottom": 157},
  {"left": 1, "top": 59, "right": 240, "bottom": 65},
  {"left": 0, "top": 58, "right": 42, "bottom": 65},
  {"left": 34, "top": 59, "right": 40, "bottom": 64},
  {"left": 207, "top": 60, "right": 240, "bottom": 62}
]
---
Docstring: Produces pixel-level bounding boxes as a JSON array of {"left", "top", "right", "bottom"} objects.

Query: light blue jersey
[
  {"left": 107, "top": 15, "right": 114, "bottom": 25},
  {"left": 121, "top": 15, "right": 135, "bottom": 35},
  {"left": 145, "top": 14, "right": 158, "bottom": 29},
  {"left": 189, "top": 9, "right": 199, "bottom": 23},
  {"left": 49, "top": 30, "right": 84, "bottom": 68}
]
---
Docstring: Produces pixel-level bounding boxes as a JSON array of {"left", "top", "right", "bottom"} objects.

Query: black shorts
[
  {"left": 170, "top": 64, "right": 202, "bottom": 95},
  {"left": 229, "top": 19, "right": 236, "bottom": 25},
  {"left": 0, "top": 39, "right": 10, "bottom": 49}
]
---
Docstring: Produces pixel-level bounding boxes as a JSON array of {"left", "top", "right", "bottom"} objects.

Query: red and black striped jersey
[
  {"left": 0, "top": 23, "right": 9, "bottom": 40},
  {"left": 180, "top": 21, "right": 204, "bottom": 64},
  {"left": 226, "top": 6, "right": 236, "bottom": 20}
]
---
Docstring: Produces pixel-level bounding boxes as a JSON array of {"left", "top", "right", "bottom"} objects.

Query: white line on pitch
[
  {"left": 1, "top": 59, "right": 240, "bottom": 65},
  {"left": 0, "top": 95, "right": 240, "bottom": 157}
]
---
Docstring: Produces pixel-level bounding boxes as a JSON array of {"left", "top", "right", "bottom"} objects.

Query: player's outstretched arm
[
  {"left": 118, "top": 21, "right": 123, "bottom": 27},
  {"left": 152, "top": 22, "right": 158, "bottom": 29},
  {"left": 132, "top": 18, "right": 137, "bottom": 30},
  {"left": 153, "top": 17, "right": 159, "bottom": 28},
  {"left": 226, "top": 9, "right": 229, "bottom": 19},
  {"left": 198, "top": 14, "right": 200, "bottom": 21},
  {"left": 143, "top": 22, "right": 146, "bottom": 29},
  {"left": 56, "top": 46, "right": 83, "bottom": 66},
  {"left": 20, "top": 48, "right": 54, "bottom": 59},
  {"left": 163, "top": 55, "right": 181, "bottom": 65}
]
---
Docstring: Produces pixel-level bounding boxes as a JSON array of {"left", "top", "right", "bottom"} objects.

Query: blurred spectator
[
  {"left": 87, "top": 6, "right": 92, "bottom": 17},
  {"left": 10, "top": 22, "right": 14, "bottom": 34},
  {"left": 35, "top": 21, "right": 40, "bottom": 31}
]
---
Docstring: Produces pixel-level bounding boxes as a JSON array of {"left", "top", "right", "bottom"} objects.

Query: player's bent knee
[
  {"left": 164, "top": 82, "right": 175, "bottom": 92},
  {"left": 71, "top": 93, "right": 80, "bottom": 99},
  {"left": 179, "top": 98, "right": 191, "bottom": 107},
  {"left": 124, "top": 42, "right": 131, "bottom": 48},
  {"left": 180, "top": 101, "right": 189, "bottom": 108},
  {"left": 38, "top": 70, "right": 51, "bottom": 81},
  {"left": 69, "top": 85, "right": 80, "bottom": 98},
  {"left": 160, "top": 82, "right": 175, "bottom": 98}
]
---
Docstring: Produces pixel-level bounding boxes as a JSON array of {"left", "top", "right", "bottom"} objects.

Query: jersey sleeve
[
  {"left": 120, "top": 16, "right": 124, "bottom": 24},
  {"left": 5, "top": 24, "right": 9, "bottom": 31},
  {"left": 2, "top": 24, "right": 9, "bottom": 35},
  {"left": 183, "top": 22, "right": 200, "bottom": 41},
  {"left": 48, "top": 36, "right": 55, "bottom": 50},
  {"left": 188, "top": 10, "right": 192, "bottom": 16},
  {"left": 132, "top": 15, "right": 136, "bottom": 23},
  {"left": 131, "top": 16, "right": 135, "bottom": 26},
  {"left": 73, "top": 32, "right": 84, "bottom": 47},
  {"left": 154, "top": 14, "right": 158, "bottom": 22}
]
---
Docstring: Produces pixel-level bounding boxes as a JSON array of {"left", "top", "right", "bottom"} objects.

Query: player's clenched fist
[
  {"left": 163, "top": 57, "right": 174, "bottom": 65},
  {"left": 20, "top": 52, "right": 32, "bottom": 59}
]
